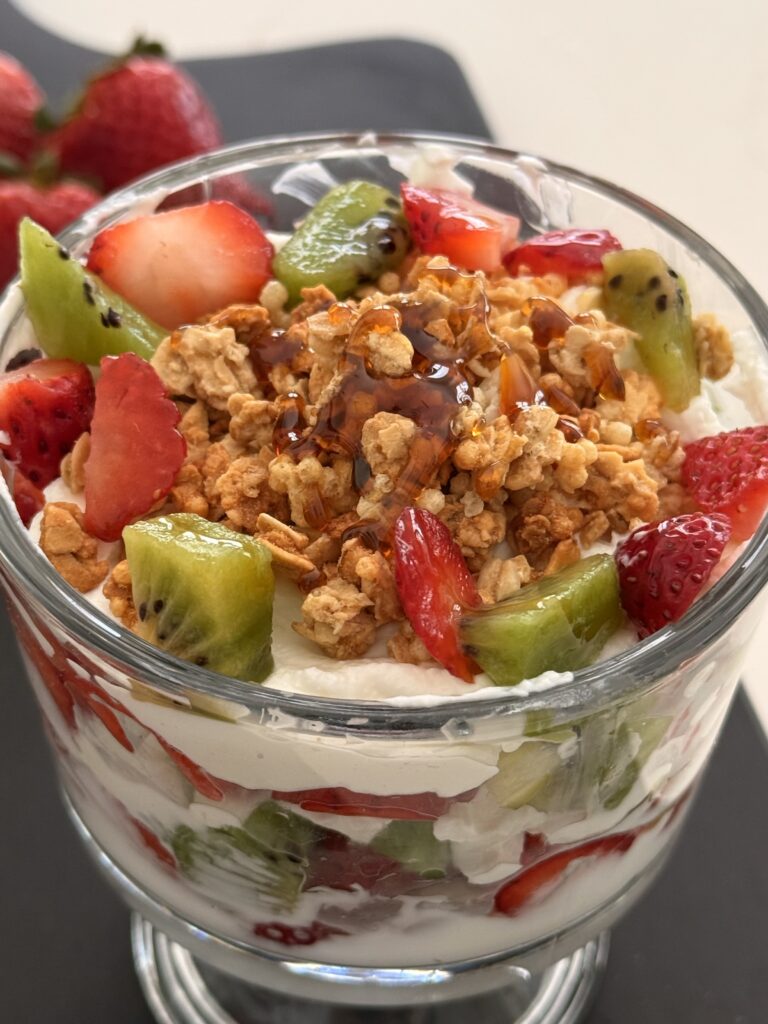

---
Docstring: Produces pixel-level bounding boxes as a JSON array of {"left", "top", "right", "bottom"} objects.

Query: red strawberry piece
[
  {"left": 0, "top": 179, "right": 99, "bottom": 289},
  {"left": 10, "top": 468, "right": 45, "bottom": 526},
  {"left": 253, "top": 920, "right": 348, "bottom": 947},
  {"left": 504, "top": 229, "right": 621, "bottom": 283},
  {"left": 9, "top": 597, "right": 133, "bottom": 748},
  {"left": 615, "top": 512, "right": 732, "bottom": 638},
  {"left": 46, "top": 56, "right": 221, "bottom": 193},
  {"left": 0, "top": 455, "right": 44, "bottom": 525},
  {"left": 86, "top": 200, "right": 274, "bottom": 329},
  {"left": 682, "top": 425, "right": 768, "bottom": 542},
  {"left": 0, "top": 53, "right": 43, "bottom": 164},
  {"left": 132, "top": 818, "right": 177, "bottom": 871},
  {"left": 0, "top": 357, "right": 95, "bottom": 487},
  {"left": 520, "top": 830, "right": 549, "bottom": 866},
  {"left": 400, "top": 184, "right": 519, "bottom": 274},
  {"left": 9, "top": 602, "right": 76, "bottom": 728},
  {"left": 305, "top": 831, "right": 404, "bottom": 893},
  {"left": 393, "top": 507, "right": 481, "bottom": 681},
  {"left": 495, "top": 831, "right": 637, "bottom": 915},
  {"left": 155, "top": 734, "right": 224, "bottom": 802},
  {"left": 10, "top": 590, "right": 226, "bottom": 798},
  {"left": 274, "top": 785, "right": 475, "bottom": 822},
  {"left": 83, "top": 352, "right": 185, "bottom": 541}
]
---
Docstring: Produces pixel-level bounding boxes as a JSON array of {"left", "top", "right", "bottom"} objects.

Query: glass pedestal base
[{"left": 132, "top": 915, "right": 609, "bottom": 1024}]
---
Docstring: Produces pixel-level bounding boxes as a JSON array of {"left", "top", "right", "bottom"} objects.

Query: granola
[
  {"left": 108, "top": 260, "right": 704, "bottom": 660},
  {"left": 39, "top": 501, "right": 109, "bottom": 593}
]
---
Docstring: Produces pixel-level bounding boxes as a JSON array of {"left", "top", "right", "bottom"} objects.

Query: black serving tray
[{"left": 1, "top": 4, "right": 767, "bottom": 1019}]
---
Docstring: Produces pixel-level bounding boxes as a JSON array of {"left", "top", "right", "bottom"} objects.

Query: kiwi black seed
[
  {"left": 601, "top": 247, "right": 699, "bottom": 412},
  {"left": 123, "top": 513, "right": 274, "bottom": 682}
]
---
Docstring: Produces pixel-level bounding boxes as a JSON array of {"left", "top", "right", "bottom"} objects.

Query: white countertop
[{"left": 11, "top": 0, "right": 768, "bottom": 727}]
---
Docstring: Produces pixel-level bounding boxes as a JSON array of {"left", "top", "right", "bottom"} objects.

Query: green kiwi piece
[
  {"left": 243, "top": 800, "right": 325, "bottom": 857},
  {"left": 123, "top": 513, "right": 274, "bottom": 683},
  {"left": 602, "top": 247, "right": 699, "bottom": 412},
  {"left": 487, "top": 742, "right": 563, "bottom": 809},
  {"left": 273, "top": 180, "right": 410, "bottom": 304},
  {"left": 171, "top": 823, "right": 302, "bottom": 911},
  {"left": 581, "top": 713, "right": 671, "bottom": 810},
  {"left": 370, "top": 820, "right": 450, "bottom": 879},
  {"left": 460, "top": 555, "right": 623, "bottom": 687},
  {"left": 19, "top": 218, "right": 166, "bottom": 363}
]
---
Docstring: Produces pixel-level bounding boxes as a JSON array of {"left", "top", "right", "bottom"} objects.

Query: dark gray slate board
[{"left": 1, "top": 3, "right": 766, "bottom": 1019}]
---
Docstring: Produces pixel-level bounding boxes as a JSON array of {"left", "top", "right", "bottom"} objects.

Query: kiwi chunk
[
  {"left": 123, "top": 513, "right": 274, "bottom": 683},
  {"left": 370, "top": 821, "right": 450, "bottom": 879},
  {"left": 172, "top": 825, "right": 301, "bottom": 911},
  {"left": 244, "top": 800, "right": 325, "bottom": 856},
  {"left": 487, "top": 742, "right": 562, "bottom": 809},
  {"left": 273, "top": 180, "right": 410, "bottom": 304},
  {"left": 460, "top": 555, "right": 623, "bottom": 687},
  {"left": 582, "top": 712, "right": 670, "bottom": 810},
  {"left": 602, "top": 248, "right": 699, "bottom": 412},
  {"left": 19, "top": 218, "right": 166, "bottom": 363}
]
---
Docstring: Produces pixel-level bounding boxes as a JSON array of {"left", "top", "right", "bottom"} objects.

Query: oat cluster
[{"left": 39, "top": 257, "right": 734, "bottom": 666}]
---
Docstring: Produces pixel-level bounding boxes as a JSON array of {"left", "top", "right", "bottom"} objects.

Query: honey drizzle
[
  {"left": 272, "top": 392, "right": 307, "bottom": 453},
  {"left": 285, "top": 269, "right": 492, "bottom": 546},
  {"left": 249, "top": 328, "right": 304, "bottom": 387}
]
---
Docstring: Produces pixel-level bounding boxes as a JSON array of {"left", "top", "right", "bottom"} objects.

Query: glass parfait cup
[{"left": 1, "top": 133, "right": 768, "bottom": 1024}]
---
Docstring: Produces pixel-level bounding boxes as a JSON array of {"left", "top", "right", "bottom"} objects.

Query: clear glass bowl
[{"left": 2, "top": 133, "right": 768, "bottom": 1024}]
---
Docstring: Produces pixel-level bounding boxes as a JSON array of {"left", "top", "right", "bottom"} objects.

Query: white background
[{"left": 11, "top": 0, "right": 768, "bottom": 724}]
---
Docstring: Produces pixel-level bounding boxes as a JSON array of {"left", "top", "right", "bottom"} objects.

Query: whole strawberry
[
  {"left": 682, "top": 425, "right": 768, "bottom": 542},
  {"left": 615, "top": 512, "right": 732, "bottom": 638},
  {"left": 0, "top": 179, "right": 99, "bottom": 289},
  {"left": 46, "top": 47, "right": 222, "bottom": 192},
  {"left": 0, "top": 53, "right": 43, "bottom": 164}
]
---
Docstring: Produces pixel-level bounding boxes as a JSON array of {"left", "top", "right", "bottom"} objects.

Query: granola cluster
[{"left": 39, "top": 256, "right": 733, "bottom": 667}]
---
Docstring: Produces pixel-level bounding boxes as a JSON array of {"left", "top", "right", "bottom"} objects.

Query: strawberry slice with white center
[
  {"left": 83, "top": 352, "right": 185, "bottom": 541},
  {"left": 393, "top": 507, "right": 481, "bottom": 682},
  {"left": 400, "top": 184, "right": 519, "bottom": 274},
  {"left": 0, "top": 358, "right": 94, "bottom": 488},
  {"left": 86, "top": 200, "right": 274, "bottom": 330}
]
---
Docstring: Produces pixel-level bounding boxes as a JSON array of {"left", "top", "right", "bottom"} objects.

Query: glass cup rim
[{"left": 2, "top": 129, "right": 768, "bottom": 730}]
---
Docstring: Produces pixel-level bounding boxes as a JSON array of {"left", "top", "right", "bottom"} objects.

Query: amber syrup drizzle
[
  {"left": 281, "top": 267, "right": 496, "bottom": 547},
  {"left": 248, "top": 327, "right": 304, "bottom": 388}
]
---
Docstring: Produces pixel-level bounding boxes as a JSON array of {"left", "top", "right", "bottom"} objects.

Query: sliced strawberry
[
  {"left": 682, "top": 426, "right": 768, "bottom": 542},
  {"left": 393, "top": 507, "right": 481, "bottom": 681},
  {"left": 10, "top": 603, "right": 76, "bottom": 728},
  {"left": 11, "top": 468, "right": 44, "bottom": 526},
  {"left": 83, "top": 353, "right": 185, "bottom": 541},
  {"left": 253, "top": 920, "right": 348, "bottom": 947},
  {"left": 0, "top": 358, "right": 94, "bottom": 487},
  {"left": 132, "top": 818, "right": 177, "bottom": 871},
  {"left": 86, "top": 200, "right": 274, "bottom": 329},
  {"left": 615, "top": 512, "right": 732, "bottom": 638},
  {"left": 0, "top": 456, "right": 44, "bottom": 526},
  {"left": 155, "top": 734, "right": 224, "bottom": 802},
  {"left": 306, "top": 831, "right": 404, "bottom": 893},
  {"left": 400, "top": 184, "right": 519, "bottom": 274},
  {"left": 495, "top": 831, "right": 636, "bottom": 915},
  {"left": 274, "top": 785, "right": 473, "bottom": 821},
  {"left": 504, "top": 228, "right": 621, "bottom": 283}
]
